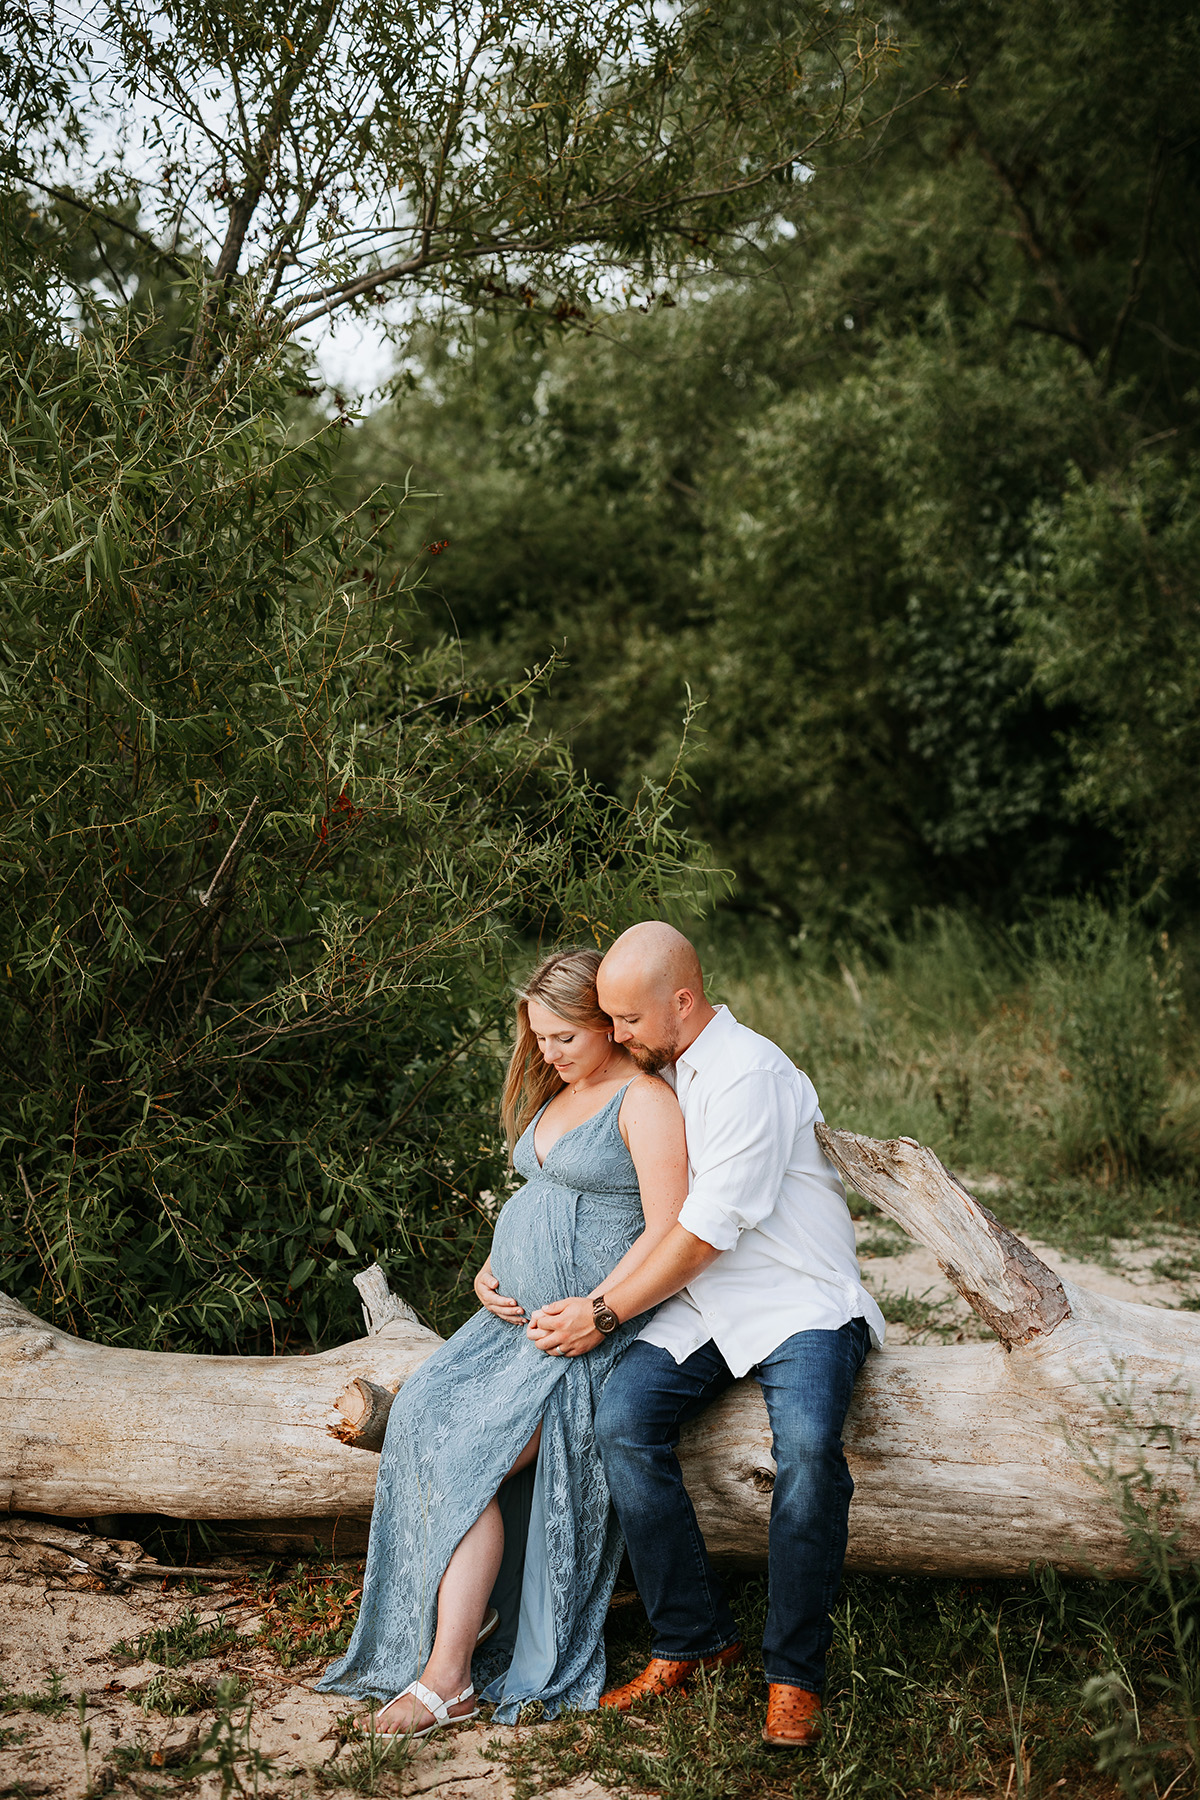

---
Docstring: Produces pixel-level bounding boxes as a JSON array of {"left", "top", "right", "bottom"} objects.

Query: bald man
[{"left": 526, "top": 921, "right": 884, "bottom": 1747}]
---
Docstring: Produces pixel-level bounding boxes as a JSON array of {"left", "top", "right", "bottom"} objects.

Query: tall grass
[
  {"left": 1031, "top": 906, "right": 1191, "bottom": 1182},
  {"left": 708, "top": 906, "right": 1200, "bottom": 1248}
]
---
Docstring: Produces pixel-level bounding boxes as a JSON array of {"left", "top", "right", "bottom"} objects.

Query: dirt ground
[
  {"left": 0, "top": 1537, "right": 606, "bottom": 1800},
  {"left": 6, "top": 1207, "right": 1200, "bottom": 1800}
]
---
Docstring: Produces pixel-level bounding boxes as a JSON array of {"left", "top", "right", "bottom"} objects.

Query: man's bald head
[
  {"left": 597, "top": 921, "right": 714, "bottom": 1072},
  {"left": 602, "top": 921, "right": 706, "bottom": 999}
]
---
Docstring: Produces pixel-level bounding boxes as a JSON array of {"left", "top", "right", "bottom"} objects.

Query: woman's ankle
[{"left": 421, "top": 1661, "right": 472, "bottom": 1703}]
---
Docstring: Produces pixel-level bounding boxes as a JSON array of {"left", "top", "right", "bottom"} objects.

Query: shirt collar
[{"left": 675, "top": 1003, "right": 737, "bottom": 1079}]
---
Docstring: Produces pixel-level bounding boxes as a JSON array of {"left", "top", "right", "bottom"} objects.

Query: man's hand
[
  {"left": 474, "top": 1256, "right": 526, "bottom": 1324},
  {"left": 527, "top": 1297, "right": 603, "bottom": 1357}
]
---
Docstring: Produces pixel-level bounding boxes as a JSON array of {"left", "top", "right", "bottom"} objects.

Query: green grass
[
  {"left": 104, "top": 1564, "right": 361, "bottom": 1676},
  {"left": 0, "top": 1674, "right": 71, "bottom": 1717},
  {"left": 110, "top": 1677, "right": 276, "bottom": 1789},
  {"left": 107, "top": 1516, "right": 1197, "bottom": 1798},
  {"left": 110, "top": 1607, "right": 241, "bottom": 1668},
  {"left": 854, "top": 1232, "right": 907, "bottom": 1259},
  {"left": 488, "top": 1568, "right": 1196, "bottom": 1800},
  {"left": 714, "top": 908, "right": 1200, "bottom": 1257},
  {"left": 315, "top": 1715, "right": 415, "bottom": 1794},
  {"left": 873, "top": 1288, "right": 963, "bottom": 1342},
  {"left": 246, "top": 1562, "right": 363, "bottom": 1669}
]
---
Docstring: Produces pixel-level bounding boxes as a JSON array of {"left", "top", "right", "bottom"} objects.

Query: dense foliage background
[
  {"left": 4, "top": 7, "right": 1200, "bottom": 1791},
  {"left": 3, "top": 0, "right": 1199, "bottom": 1368},
  {"left": 0, "top": 314, "right": 712, "bottom": 1351},
  {"left": 363, "top": 0, "right": 1200, "bottom": 935},
  {"left": 3, "top": 0, "right": 777, "bottom": 1350}
]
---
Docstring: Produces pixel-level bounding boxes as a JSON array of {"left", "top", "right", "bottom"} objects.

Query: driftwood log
[
  {"left": 3, "top": 1130, "right": 1198, "bottom": 1577},
  {"left": 0, "top": 1515, "right": 244, "bottom": 1585}
]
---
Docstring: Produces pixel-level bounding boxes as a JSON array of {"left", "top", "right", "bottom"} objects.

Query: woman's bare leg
[{"left": 376, "top": 1425, "right": 542, "bottom": 1734}]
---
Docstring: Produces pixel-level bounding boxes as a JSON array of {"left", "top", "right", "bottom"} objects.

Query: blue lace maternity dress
[{"left": 317, "top": 1082, "right": 649, "bottom": 1722}]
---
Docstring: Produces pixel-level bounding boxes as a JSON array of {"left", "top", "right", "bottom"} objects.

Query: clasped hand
[
  {"left": 526, "top": 1297, "right": 602, "bottom": 1357},
  {"left": 475, "top": 1258, "right": 601, "bottom": 1355}
]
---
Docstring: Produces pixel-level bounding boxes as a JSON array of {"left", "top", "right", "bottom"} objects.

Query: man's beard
[{"left": 626, "top": 1034, "right": 678, "bottom": 1075}]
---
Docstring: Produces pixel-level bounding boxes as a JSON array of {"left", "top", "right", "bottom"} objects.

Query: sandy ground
[
  {"left": 0, "top": 1541, "right": 598, "bottom": 1800},
  {"left": 6, "top": 1198, "right": 1200, "bottom": 1799}
]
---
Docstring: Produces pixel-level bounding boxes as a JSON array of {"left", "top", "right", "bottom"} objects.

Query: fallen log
[
  {"left": 0, "top": 1266, "right": 440, "bottom": 1525},
  {"left": 3, "top": 1132, "right": 1197, "bottom": 1577}
]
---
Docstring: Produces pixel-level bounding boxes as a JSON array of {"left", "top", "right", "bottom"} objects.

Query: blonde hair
[{"left": 500, "top": 948, "right": 609, "bottom": 1153}]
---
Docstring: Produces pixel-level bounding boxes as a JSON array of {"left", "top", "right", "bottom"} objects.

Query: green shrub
[
  {"left": 0, "top": 322, "right": 707, "bottom": 1353},
  {"left": 1029, "top": 903, "right": 1191, "bottom": 1181}
]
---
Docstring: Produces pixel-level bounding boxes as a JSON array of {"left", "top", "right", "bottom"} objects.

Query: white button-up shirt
[{"left": 638, "top": 1005, "right": 885, "bottom": 1378}]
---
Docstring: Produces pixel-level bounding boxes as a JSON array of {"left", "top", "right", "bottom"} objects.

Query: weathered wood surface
[
  {"left": 811, "top": 1129, "right": 1200, "bottom": 1576},
  {"left": 4, "top": 1131, "right": 1197, "bottom": 1577},
  {"left": 0, "top": 1515, "right": 244, "bottom": 1585},
  {"left": 0, "top": 1267, "right": 440, "bottom": 1524}
]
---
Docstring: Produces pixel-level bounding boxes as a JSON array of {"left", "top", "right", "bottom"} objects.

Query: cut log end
[{"left": 328, "top": 1374, "right": 397, "bottom": 1452}]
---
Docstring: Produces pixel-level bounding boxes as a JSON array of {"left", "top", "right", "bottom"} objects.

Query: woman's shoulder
[{"left": 617, "top": 1072, "right": 681, "bottom": 1125}]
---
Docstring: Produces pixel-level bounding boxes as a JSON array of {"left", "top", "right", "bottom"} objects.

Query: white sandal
[
  {"left": 477, "top": 1606, "right": 500, "bottom": 1646},
  {"left": 377, "top": 1678, "right": 478, "bottom": 1739}
]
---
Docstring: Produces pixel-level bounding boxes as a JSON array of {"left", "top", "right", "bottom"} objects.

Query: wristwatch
[{"left": 592, "top": 1295, "right": 620, "bottom": 1335}]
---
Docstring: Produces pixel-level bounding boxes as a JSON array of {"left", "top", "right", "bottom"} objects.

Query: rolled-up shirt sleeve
[{"left": 677, "top": 1071, "right": 801, "bottom": 1252}]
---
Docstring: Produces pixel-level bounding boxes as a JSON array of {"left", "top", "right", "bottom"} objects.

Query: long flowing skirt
[{"left": 317, "top": 1299, "right": 638, "bottom": 1720}]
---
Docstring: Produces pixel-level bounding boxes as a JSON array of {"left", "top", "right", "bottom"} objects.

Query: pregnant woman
[{"left": 317, "top": 947, "right": 687, "bottom": 1732}]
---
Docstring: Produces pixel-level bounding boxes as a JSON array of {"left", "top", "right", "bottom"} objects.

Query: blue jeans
[{"left": 595, "top": 1318, "right": 870, "bottom": 1692}]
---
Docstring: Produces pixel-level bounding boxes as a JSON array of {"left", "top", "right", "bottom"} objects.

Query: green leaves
[
  {"left": 1017, "top": 455, "right": 1200, "bottom": 889},
  {"left": 0, "top": 316, "right": 706, "bottom": 1352},
  {"left": 14, "top": 0, "right": 889, "bottom": 348},
  {"left": 365, "top": 0, "right": 1200, "bottom": 932}
]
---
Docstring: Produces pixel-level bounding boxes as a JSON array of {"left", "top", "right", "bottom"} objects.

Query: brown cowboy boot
[
  {"left": 762, "top": 1684, "right": 823, "bottom": 1747},
  {"left": 599, "top": 1643, "right": 743, "bottom": 1711}
]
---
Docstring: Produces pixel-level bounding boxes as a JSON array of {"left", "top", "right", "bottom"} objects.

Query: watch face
[{"left": 593, "top": 1303, "right": 619, "bottom": 1334}]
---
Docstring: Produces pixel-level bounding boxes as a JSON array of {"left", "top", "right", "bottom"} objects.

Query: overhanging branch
[{"left": 18, "top": 174, "right": 193, "bottom": 278}]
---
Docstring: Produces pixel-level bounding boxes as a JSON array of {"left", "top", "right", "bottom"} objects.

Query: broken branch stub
[
  {"left": 816, "top": 1125, "right": 1072, "bottom": 1348},
  {"left": 354, "top": 1266, "right": 422, "bottom": 1335}
]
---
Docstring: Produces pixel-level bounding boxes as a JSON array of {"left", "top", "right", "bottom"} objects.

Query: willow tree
[
  {"left": 0, "top": 0, "right": 888, "bottom": 1351},
  {"left": 14, "top": 0, "right": 892, "bottom": 354},
  {"left": 0, "top": 302, "right": 719, "bottom": 1352}
]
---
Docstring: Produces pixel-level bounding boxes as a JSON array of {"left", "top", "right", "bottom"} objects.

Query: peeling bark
[{"left": 815, "top": 1128, "right": 1073, "bottom": 1348}]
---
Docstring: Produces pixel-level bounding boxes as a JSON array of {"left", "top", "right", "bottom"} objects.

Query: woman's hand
[
  {"left": 527, "top": 1298, "right": 602, "bottom": 1357},
  {"left": 474, "top": 1256, "right": 526, "bottom": 1324}
]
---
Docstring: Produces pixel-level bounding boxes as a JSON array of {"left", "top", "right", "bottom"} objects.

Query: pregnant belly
[{"left": 490, "top": 1182, "right": 636, "bottom": 1313}]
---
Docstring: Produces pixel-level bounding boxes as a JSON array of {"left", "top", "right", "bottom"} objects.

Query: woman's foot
[{"left": 375, "top": 1677, "right": 477, "bottom": 1737}]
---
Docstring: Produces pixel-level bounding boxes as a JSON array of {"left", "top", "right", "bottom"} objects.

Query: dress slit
[{"left": 317, "top": 1083, "right": 648, "bottom": 1721}]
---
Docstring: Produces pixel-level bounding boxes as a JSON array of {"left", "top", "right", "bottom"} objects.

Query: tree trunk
[{"left": 3, "top": 1132, "right": 1193, "bottom": 1577}]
